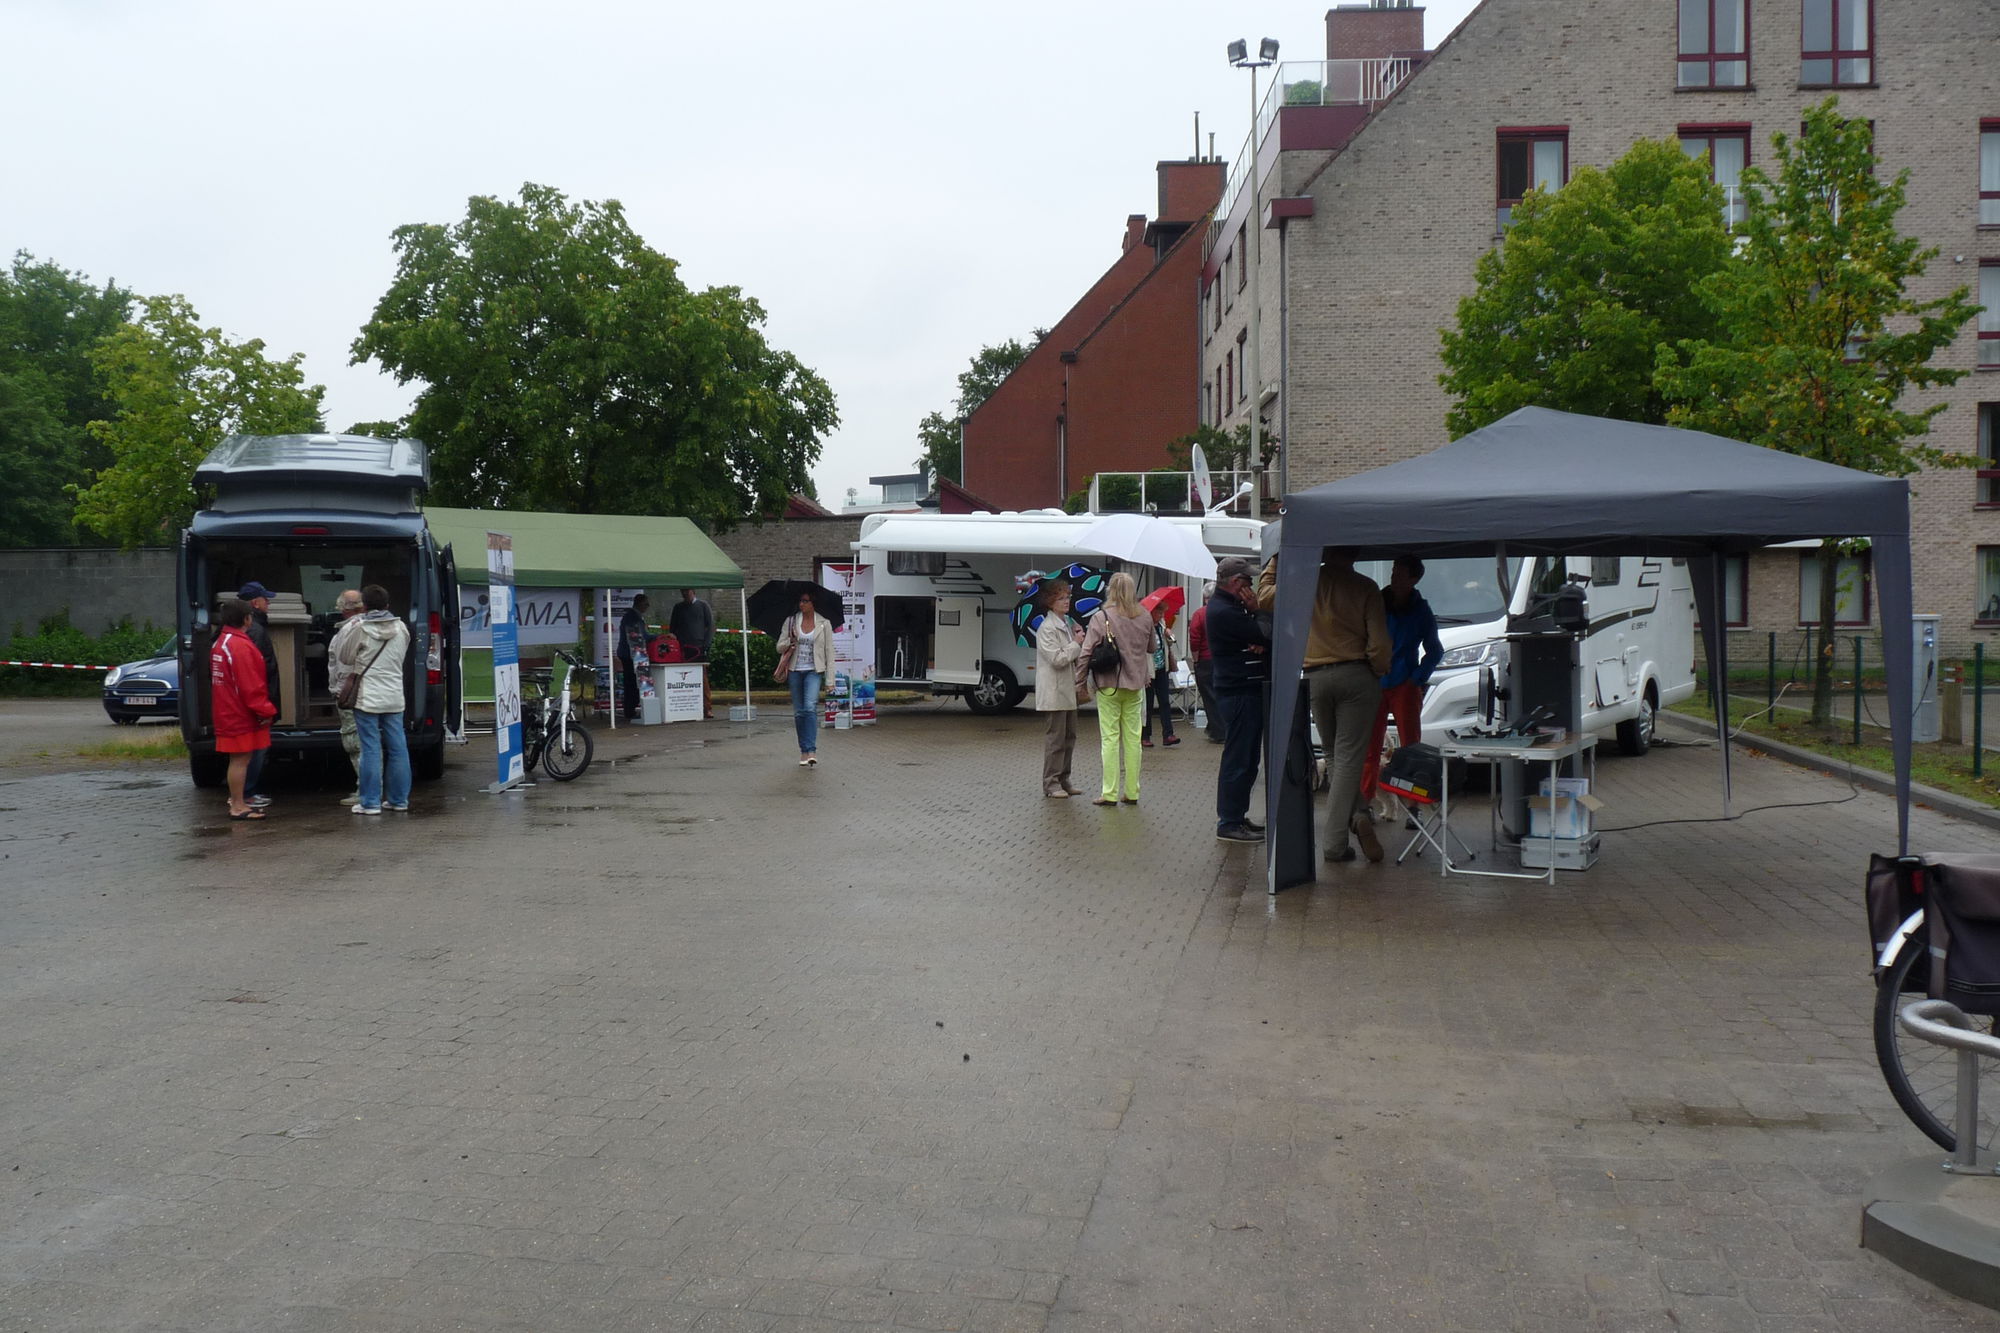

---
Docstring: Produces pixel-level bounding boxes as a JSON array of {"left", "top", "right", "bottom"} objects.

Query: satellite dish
[{"left": 1190, "top": 443, "right": 1213, "bottom": 511}]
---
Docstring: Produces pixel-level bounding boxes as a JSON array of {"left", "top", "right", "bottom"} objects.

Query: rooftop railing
[{"left": 1215, "top": 57, "right": 1415, "bottom": 241}]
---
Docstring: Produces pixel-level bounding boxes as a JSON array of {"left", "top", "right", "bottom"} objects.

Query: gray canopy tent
[{"left": 1263, "top": 406, "right": 1916, "bottom": 894}]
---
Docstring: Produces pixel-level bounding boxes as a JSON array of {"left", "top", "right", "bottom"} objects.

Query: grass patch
[
  {"left": 75, "top": 733, "right": 187, "bottom": 761},
  {"left": 1670, "top": 695, "right": 2000, "bottom": 807}
]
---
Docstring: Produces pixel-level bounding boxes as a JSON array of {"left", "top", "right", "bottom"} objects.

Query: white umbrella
[{"left": 1069, "top": 513, "right": 1217, "bottom": 580}]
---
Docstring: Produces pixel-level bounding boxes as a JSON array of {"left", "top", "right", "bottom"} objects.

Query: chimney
[
  {"left": 1122, "top": 214, "right": 1147, "bottom": 253},
  {"left": 1326, "top": 3, "right": 1426, "bottom": 61},
  {"left": 1156, "top": 160, "right": 1227, "bottom": 225}
]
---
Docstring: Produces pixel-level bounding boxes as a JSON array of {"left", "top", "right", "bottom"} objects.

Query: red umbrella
[{"left": 1142, "top": 585, "right": 1185, "bottom": 626}]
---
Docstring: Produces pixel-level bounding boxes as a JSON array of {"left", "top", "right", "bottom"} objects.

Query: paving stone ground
[{"left": 1, "top": 700, "right": 1998, "bottom": 1331}]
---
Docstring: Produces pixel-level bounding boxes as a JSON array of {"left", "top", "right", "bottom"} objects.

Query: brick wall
[
  {"left": 0, "top": 547, "right": 176, "bottom": 641},
  {"left": 1209, "top": 0, "right": 2000, "bottom": 656},
  {"left": 707, "top": 517, "right": 863, "bottom": 626}
]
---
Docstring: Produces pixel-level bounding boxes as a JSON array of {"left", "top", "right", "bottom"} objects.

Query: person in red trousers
[
  {"left": 210, "top": 598, "right": 277, "bottom": 820},
  {"left": 1359, "top": 557, "right": 1443, "bottom": 811}
]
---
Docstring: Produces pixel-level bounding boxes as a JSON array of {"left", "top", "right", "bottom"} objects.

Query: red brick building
[{"left": 960, "top": 159, "right": 1224, "bottom": 511}]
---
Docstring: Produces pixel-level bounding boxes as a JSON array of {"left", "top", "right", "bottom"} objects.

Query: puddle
[{"left": 103, "top": 779, "right": 167, "bottom": 790}]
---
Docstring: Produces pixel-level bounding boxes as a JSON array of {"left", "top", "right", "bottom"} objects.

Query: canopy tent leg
[
  {"left": 1690, "top": 554, "right": 1731, "bottom": 820},
  {"left": 1877, "top": 541, "right": 1916, "bottom": 855},
  {"left": 605, "top": 587, "right": 616, "bottom": 731},
  {"left": 740, "top": 588, "right": 752, "bottom": 719}
]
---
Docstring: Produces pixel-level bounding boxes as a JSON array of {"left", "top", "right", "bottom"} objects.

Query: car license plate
[{"left": 121, "top": 695, "right": 154, "bottom": 706}]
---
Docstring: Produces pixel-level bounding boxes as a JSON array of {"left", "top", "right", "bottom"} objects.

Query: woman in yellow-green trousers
[{"left": 1080, "top": 572, "right": 1157, "bottom": 806}]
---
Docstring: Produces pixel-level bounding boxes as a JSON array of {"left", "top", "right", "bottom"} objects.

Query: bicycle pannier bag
[{"left": 1921, "top": 855, "right": 2000, "bottom": 1015}]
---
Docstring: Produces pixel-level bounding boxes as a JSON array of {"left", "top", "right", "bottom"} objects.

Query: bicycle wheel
[
  {"left": 540, "top": 715, "right": 593, "bottom": 781},
  {"left": 1874, "top": 929, "right": 2000, "bottom": 1152}
]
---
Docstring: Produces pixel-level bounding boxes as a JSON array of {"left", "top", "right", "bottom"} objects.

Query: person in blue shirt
[{"left": 1359, "top": 556, "right": 1443, "bottom": 810}]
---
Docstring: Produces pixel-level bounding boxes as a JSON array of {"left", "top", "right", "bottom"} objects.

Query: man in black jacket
[
  {"left": 1207, "top": 557, "right": 1270, "bottom": 843},
  {"left": 238, "top": 580, "right": 281, "bottom": 807}
]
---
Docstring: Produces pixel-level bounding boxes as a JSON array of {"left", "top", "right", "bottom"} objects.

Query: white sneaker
[
  {"left": 383, "top": 802, "right": 408, "bottom": 811},
  {"left": 351, "top": 804, "right": 382, "bottom": 816},
  {"left": 339, "top": 793, "right": 361, "bottom": 807},
  {"left": 247, "top": 795, "right": 272, "bottom": 809}
]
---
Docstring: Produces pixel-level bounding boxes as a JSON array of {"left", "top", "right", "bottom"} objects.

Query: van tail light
[{"left": 426, "top": 612, "right": 443, "bottom": 683}]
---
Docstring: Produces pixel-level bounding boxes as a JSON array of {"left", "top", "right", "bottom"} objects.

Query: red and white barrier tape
[{"left": 1, "top": 660, "right": 117, "bottom": 671}]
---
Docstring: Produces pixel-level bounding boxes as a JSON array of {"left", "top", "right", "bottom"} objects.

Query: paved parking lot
[{"left": 2, "top": 700, "right": 1999, "bottom": 1331}]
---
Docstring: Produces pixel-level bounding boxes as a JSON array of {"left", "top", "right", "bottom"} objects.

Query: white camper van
[
  {"left": 1368, "top": 553, "right": 1697, "bottom": 755},
  {"left": 847, "top": 511, "right": 1264, "bottom": 713}
]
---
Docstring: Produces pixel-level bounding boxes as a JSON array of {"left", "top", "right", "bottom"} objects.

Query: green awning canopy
[{"left": 424, "top": 506, "right": 744, "bottom": 589}]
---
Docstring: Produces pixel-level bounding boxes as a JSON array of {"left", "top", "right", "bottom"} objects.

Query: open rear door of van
[
  {"left": 177, "top": 530, "right": 212, "bottom": 744},
  {"left": 437, "top": 540, "right": 463, "bottom": 736},
  {"left": 932, "top": 596, "right": 983, "bottom": 686}
]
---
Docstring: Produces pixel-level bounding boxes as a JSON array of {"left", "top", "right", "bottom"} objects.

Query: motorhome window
[
  {"left": 1358, "top": 557, "right": 1515, "bottom": 624},
  {"left": 1590, "top": 557, "right": 1621, "bottom": 586},
  {"left": 888, "top": 551, "right": 946, "bottom": 576}
]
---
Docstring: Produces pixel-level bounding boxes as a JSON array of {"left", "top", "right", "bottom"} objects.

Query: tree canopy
[
  {"left": 1656, "top": 99, "right": 1979, "bottom": 721},
  {"left": 0, "top": 254, "right": 133, "bottom": 546},
  {"left": 73, "top": 295, "right": 324, "bottom": 548},
  {"left": 914, "top": 335, "right": 1036, "bottom": 480},
  {"left": 351, "top": 183, "right": 837, "bottom": 526},
  {"left": 1439, "top": 138, "right": 1731, "bottom": 436}
]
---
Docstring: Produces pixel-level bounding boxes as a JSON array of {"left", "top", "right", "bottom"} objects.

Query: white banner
[
  {"left": 818, "top": 561, "right": 877, "bottom": 724},
  {"left": 460, "top": 587, "right": 581, "bottom": 648},
  {"left": 595, "top": 589, "right": 647, "bottom": 666}
]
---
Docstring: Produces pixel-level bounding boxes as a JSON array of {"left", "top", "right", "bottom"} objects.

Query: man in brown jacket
[{"left": 1259, "top": 548, "right": 1391, "bottom": 862}]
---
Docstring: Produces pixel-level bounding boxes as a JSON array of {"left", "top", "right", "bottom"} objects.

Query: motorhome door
[{"left": 933, "top": 597, "right": 982, "bottom": 686}]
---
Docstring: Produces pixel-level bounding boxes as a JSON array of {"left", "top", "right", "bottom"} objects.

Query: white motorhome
[
  {"left": 846, "top": 511, "right": 1264, "bottom": 713},
  {"left": 1367, "top": 553, "right": 1697, "bottom": 755}
]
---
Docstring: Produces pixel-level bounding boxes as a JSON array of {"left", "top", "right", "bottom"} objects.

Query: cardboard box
[{"left": 1528, "top": 778, "right": 1602, "bottom": 840}]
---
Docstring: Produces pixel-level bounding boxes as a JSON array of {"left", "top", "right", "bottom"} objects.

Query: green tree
[
  {"left": 351, "top": 183, "right": 836, "bottom": 525},
  {"left": 914, "top": 334, "right": 1037, "bottom": 480},
  {"left": 0, "top": 254, "right": 133, "bottom": 545},
  {"left": 1440, "top": 138, "right": 1732, "bottom": 437},
  {"left": 74, "top": 295, "right": 324, "bottom": 547},
  {"left": 1656, "top": 99, "right": 1980, "bottom": 724}
]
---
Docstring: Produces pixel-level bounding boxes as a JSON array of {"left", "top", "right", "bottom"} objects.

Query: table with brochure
[{"left": 1433, "top": 730, "right": 1598, "bottom": 883}]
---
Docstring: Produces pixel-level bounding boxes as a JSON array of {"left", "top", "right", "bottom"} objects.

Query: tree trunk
[{"left": 1810, "top": 544, "right": 1842, "bottom": 727}]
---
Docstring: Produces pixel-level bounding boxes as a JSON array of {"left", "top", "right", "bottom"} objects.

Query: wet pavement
[{"left": 3, "top": 700, "right": 2000, "bottom": 1331}]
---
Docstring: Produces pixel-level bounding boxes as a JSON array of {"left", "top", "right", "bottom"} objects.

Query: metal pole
[
  {"left": 1853, "top": 636, "right": 1863, "bottom": 746},
  {"left": 739, "top": 588, "right": 751, "bottom": 719},
  {"left": 1958, "top": 1047, "right": 1983, "bottom": 1172},
  {"left": 1245, "top": 61, "right": 1262, "bottom": 523},
  {"left": 606, "top": 588, "right": 616, "bottom": 731},
  {"left": 1768, "top": 631, "right": 1776, "bottom": 717},
  {"left": 1976, "top": 643, "right": 1986, "bottom": 778}
]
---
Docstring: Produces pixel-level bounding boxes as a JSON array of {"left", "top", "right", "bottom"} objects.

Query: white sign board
[
  {"left": 459, "top": 587, "right": 581, "bottom": 647},
  {"left": 488, "top": 534, "right": 525, "bottom": 791},
  {"left": 654, "top": 664, "right": 704, "bottom": 723}
]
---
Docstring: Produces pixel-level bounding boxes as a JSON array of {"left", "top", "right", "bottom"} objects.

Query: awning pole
[
  {"left": 606, "top": 587, "right": 616, "bottom": 730},
  {"left": 740, "top": 588, "right": 752, "bottom": 717}
]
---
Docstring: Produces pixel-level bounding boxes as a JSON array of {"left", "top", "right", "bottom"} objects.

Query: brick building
[
  {"left": 960, "top": 159, "right": 1224, "bottom": 511},
  {"left": 1207, "top": 0, "right": 2000, "bottom": 654}
]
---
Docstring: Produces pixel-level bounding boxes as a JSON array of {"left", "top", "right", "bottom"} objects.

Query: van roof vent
[{"left": 195, "top": 434, "right": 430, "bottom": 494}]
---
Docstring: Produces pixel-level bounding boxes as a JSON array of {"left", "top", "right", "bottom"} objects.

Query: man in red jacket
[{"left": 210, "top": 598, "right": 277, "bottom": 820}]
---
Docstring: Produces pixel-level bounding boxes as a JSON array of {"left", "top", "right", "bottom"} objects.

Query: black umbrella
[{"left": 745, "top": 579, "right": 844, "bottom": 639}]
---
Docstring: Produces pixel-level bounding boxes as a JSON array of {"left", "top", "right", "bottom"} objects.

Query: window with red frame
[
  {"left": 1982, "top": 121, "right": 2000, "bottom": 225},
  {"left": 1236, "top": 331, "right": 1248, "bottom": 402},
  {"left": 1801, "top": 0, "right": 1871, "bottom": 85},
  {"left": 1980, "top": 403, "right": 2000, "bottom": 505},
  {"left": 1679, "top": 125, "right": 1750, "bottom": 229},
  {"left": 1982, "top": 263, "right": 2000, "bottom": 368},
  {"left": 1496, "top": 129, "right": 1567, "bottom": 231},
  {"left": 1798, "top": 551, "right": 1870, "bottom": 626},
  {"left": 1981, "top": 548, "right": 2000, "bottom": 623},
  {"left": 1724, "top": 555, "right": 1749, "bottom": 626},
  {"left": 1237, "top": 241, "right": 1247, "bottom": 292},
  {"left": 1224, "top": 351, "right": 1234, "bottom": 415},
  {"left": 1679, "top": 0, "right": 1749, "bottom": 88}
]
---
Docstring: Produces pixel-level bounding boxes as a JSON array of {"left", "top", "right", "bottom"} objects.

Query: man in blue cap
[{"left": 237, "top": 581, "right": 281, "bottom": 807}]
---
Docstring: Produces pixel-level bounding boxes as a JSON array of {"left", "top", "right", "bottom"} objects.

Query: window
[
  {"left": 887, "top": 551, "right": 946, "bottom": 577},
  {"left": 1801, "top": 0, "right": 1871, "bottom": 85},
  {"left": 1724, "top": 555, "right": 1749, "bottom": 627},
  {"left": 1679, "top": 0, "right": 1749, "bottom": 88},
  {"left": 1212, "top": 275, "right": 1223, "bottom": 330},
  {"left": 1590, "top": 556, "right": 1622, "bottom": 587},
  {"left": 1223, "top": 248, "right": 1234, "bottom": 311},
  {"left": 1980, "top": 549, "right": 2000, "bottom": 623},
  {"left": 1201, "top": 283, "right": 1211, "bottom": 344},
  {"left": 1680, "top": 125, "right": 1751, "bottom": 229},
  {"left": 1798, "top": 551, "right": 1871, "bottom": 626},
  {"left": 1981, "top": 403, "right": 2000, "bottom": 505},
  {"left": 1984, "top": 264, "right": 2000, "bottom": 368},
  {"left": 1497, "top": 129, "right": 1567, "bottom": 230},
  {"left": 1224, "top": 351, "right": 1234, "bottom": 416},
  {"left": 1982, "top": 121, "right": 2000, "bottom": 226},
  {"left": 1236, "top": 331, "right": 1248, "bottom": 402},
  {"left": 1237, "top": 241, "right": 1247, "bottom": 292}
]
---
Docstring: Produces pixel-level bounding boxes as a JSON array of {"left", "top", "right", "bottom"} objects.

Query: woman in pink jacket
[{"left": 1080, "top": 573, "right": 1156, "bottom": 805}]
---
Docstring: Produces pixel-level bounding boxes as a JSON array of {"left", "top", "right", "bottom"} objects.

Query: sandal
[{"left": 228, "top": 808, "right": 268, "bottom": 821}]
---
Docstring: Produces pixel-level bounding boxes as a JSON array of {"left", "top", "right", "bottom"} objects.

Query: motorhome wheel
[
  {"left": 1616, "top": 684, "right": 1657, "bottom": 756},
  {"left": 965, "top": 664, "right": 1021, "bottom": 715}
]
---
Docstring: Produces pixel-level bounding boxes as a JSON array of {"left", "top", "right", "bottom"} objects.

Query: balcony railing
[
  {"left": 1215, "top": 58, "right": 1414, "bottom": 241},
  {"left": 1087, "top": 469, "right": 1260, "bottom": 516}
]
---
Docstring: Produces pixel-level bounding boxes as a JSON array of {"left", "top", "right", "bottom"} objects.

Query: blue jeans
[
  {"left": 1215, "top": 690, "right": 1265, "bottom": 828},
  {"left": 789, "top": 670, "right": 823, "bottom": 754},
  {"left": 245, "top": 746, "right": 268, "bottom": 797},
  {"left": 355, "top": 710, "right": 411, "bottom": 809}
]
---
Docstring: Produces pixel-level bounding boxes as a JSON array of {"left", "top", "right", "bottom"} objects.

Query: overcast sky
[{"left": 4, "top": 0, "right": 1477, "bottom": 507}]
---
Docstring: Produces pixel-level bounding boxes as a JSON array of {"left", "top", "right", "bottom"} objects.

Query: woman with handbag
[
  {"left": 210, "top": 598, "right": 277, "bottom": 820},
  {"left": 774, "top": 590, "right": 835, "bottom": 766},
  {"left": 1030, "top": 579, "right": 1088, "bottom": 799},
  {"left": 1080, "top": 572, "right": 1155, "bottom": 806}
]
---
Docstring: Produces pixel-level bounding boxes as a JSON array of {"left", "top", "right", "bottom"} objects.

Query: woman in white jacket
[
  {"left": 1031, "top": 580, "right": 1087, "bottom": 798},
  {"left": 331, "top": 584, "right": 412, "bottom": 814}
]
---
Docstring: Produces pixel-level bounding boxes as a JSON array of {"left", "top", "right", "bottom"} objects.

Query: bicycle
[
  {"left": 521, "top": 648, "right": 594, "bottom": 782},
  {"left": 1874, "top": 898, "right": 2000, "bottom": 1153}
]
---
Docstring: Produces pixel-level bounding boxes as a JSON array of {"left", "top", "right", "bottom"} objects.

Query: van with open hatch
[{"left": 176, "top": 434, "right": 461, "bottom": 787}]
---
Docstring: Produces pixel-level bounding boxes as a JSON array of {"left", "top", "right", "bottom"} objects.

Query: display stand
[
  {"left": 1434, "top": 732, "right": 1597, "bottom": 884},
  {"left": 649, "top": 663, "right": 703, "bottom": 723}
]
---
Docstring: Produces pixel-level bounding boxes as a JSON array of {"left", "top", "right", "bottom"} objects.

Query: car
[{"left": 103, "top": 640, "right": 180, "bottom": 724}]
